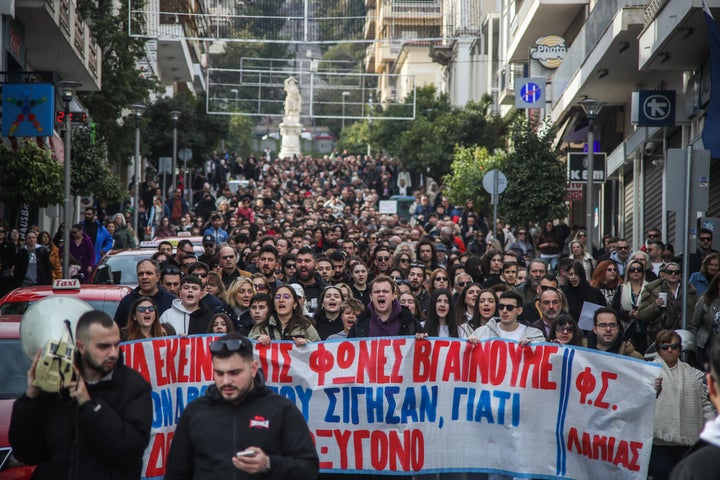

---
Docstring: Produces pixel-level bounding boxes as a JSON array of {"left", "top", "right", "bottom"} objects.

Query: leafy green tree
[
  {"left": 0, "top": 142, "right": 63, "bottom": 208},
  {"left": 77, "top": 0, "right": 157, "bottom": 167},
  {"left": 71, "top": 127, "right": 125, "bottom": 204},
  {"left": 369, "top": 87, "right": 506, "bottom": 179},
  {"left": 500, "top": 117, "right": 568, "bottom": 226},
  {"left": 142, "top": 93, "right": 231, "bottom": 173},
  {"left": 443, "top": 146, "right": 505, "bottom": 209},
  {"left": 336, "top": 120, "right": 370, "bottom": 154}
]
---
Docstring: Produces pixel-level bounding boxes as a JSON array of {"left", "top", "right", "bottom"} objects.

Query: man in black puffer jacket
[
  {"left": 165, "top": 333, "right": 319, "bottom": 480},
  {"left": 9, "top": 310, "right": 152, "bottom": 479}
]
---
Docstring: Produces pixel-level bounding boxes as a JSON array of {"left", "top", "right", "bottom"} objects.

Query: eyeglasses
[
  {"left": 285, "top": 263, "right": 296, "bottom": 269},
  {"left": 275, "top": 293, "right": 292, "bottom": 300},
  {"left": 221, "top": 255, "right": 236, "bottom": 260},
  {"left": 606, "top": 268, "right": 617, "bottom": 272},
  {"left": 596, "top": 323, "right": 619, "bottom": 330},
  {"left": 700, "top": 237, "right": 712, "bottom": 242},
  {"left": 628, "top": 267, "right": 643, "bottom": 273},
  {"left": 399, "top": 258, "right": 410, "bottom": 263},
  {"left": 194, "top": 273, "right": 208, "bottom": 278},
  {"left": 457, "top": 281, "right": 470, "bottom": 288},
  {"left": 136, "top": 305, "right": 156, "bottom": 313},
  {"left": 497, "top": 304, "right": 517, "bottom": 311},
  {"left": 577, "top": 233, "right": 586, "bottom": 237},
  {"left": 518, "top": 232, "right": 527, "bottom": 236},
  {"left": 254, "top": 284, "right": 267, "bottom": 290},
  {"left": 162, "top": 267, "right": 181, "bottom": 275},
  {"left": 659, "top": 343, "right": 681, "bottom": 351},
  {"left": 181, "top": 249, "right": 195, "bottom": 255},
  {"left": 435, "top": 277, "right": 448, "bottom": 282},
  {"left": 209, "top": 338, "right": 252, "bottom": 353},
  {"left": 376, "top": 256, "right": 390, "bottom": 262},
  {"left": 665, "top": 269, "right": 681, "bottom": 275},
  {"left": 540, "top": 285, "right": 556, "bottom": 291},
  {"left": 617, "top": 246, "right": 629, "bottom": 250},
  {"left": 648, "top": 233, "right": 660, "bottom": 238},
  {"left": 555, "top": 324, "right": 575, "bottom": 333}
]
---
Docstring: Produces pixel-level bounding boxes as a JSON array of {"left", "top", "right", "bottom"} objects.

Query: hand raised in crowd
[{"left": 256, "top": 334, "right": 271, "bottom": 346}]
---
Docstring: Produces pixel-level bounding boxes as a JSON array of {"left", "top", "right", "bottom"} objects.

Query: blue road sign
[{"left": 515, "top": 78, "right": 546, "bottom": 109}]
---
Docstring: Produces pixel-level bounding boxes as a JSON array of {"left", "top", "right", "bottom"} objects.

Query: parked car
[
  {"left": 89, "top": 250, "right": 156, "bottom": 287},
  {"left": 0, "top": 322, "right": 34, "bottom": 479},
  {"left": 0, "top": 280, "right": 132, "bottom": 321}
]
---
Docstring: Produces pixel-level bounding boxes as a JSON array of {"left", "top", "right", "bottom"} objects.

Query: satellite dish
[{"left": 20, "top": 296, "right": 93, "bottom": 392}]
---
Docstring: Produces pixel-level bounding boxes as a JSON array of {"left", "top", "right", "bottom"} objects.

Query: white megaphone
[{"left": 20, "top": 296, "right": 93, "bottom": 393}]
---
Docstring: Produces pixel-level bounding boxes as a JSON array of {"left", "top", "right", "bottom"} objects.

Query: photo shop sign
[{"left": 120, "top": 336, "right": 660, "bottom": 479}]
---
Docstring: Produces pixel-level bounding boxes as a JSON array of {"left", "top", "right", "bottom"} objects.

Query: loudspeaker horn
[{"left": 20, "top": 296, "right": 93, "bottom": 392}]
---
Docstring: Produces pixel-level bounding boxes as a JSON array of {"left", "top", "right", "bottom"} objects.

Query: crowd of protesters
[{"left": 3, "top": 149, "right": 720, "bottom": 478}]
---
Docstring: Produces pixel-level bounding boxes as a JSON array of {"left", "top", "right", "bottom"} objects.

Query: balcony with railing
[
  {"left": 379, "top": 0, "right": 442, "bottom": 21},
  {"left": 15, "top": 0, "right": 102, "bottom": 90},
  {"left": 505, "top": 0, "right": 588, "bottom": 63}
]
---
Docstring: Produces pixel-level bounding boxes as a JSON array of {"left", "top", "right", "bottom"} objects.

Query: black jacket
[
  {"left": 9, "top": 355, "right": 152, "bottom": 480},
  {"left": 347, "top": 303, "right": 423, "bottom": 338},
  {"left": 14, "top": 245, "right": 52, "bottom": 287},
  {"left": 165, "top": 372, "right": 319, "bottom": 480},
  {"left": 670, "top": 439, "right": 720, "bottom": 479}
]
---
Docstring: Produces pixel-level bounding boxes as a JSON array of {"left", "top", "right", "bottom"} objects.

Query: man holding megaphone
[{"left": 8, "top": 310, "right": 152, "bottom": 479}]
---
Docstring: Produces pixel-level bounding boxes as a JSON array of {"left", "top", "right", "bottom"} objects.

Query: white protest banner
[{"left": 121, "top": 336, "right": 660, "bottom": 479}]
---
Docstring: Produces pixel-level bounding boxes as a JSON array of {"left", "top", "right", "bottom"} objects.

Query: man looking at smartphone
[
  {"left": 165, "top": 333, "right": 318, "bottom": 479},
  {"left": 9, "top": 310, "right": 152, "bottom": 479}
]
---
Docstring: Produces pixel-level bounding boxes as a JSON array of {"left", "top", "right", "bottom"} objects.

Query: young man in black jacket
[
  {"left": 165, "top": 333, "right": 319, "bottom": 479},
  {"left": 671, "top": 338, "right": 720, "bottom": 479},
  {"left": 9, "top": 310, "right": 152, "bottom": 479}
]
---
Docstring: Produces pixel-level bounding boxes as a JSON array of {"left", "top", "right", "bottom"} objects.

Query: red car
[
  {"left": 0, "top": 322, "right": 34, "bottom": 478},
  {"left": 0, "top": 280, "right": 132, "bottom": 322}
]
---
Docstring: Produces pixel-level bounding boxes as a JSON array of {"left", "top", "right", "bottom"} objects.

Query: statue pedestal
[{"left": 279, "top": 122, "right": 302, "bottom": 160}]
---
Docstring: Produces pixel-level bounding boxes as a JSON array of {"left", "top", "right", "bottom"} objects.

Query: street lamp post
[
  {"left": 170, "top": 110, "right": 180, "bottom": 193},
  {"left": 342, "top": 91, "right": 350, "bottom": 129},
  {"left": 57, "top": 80, "right": 82, "bottom": 277},
  {"left": 130, "top": 104, "right": 145, "bottom": 238},
  {"left": 579, "top": 98, "right": 605, "bottom": 254}
]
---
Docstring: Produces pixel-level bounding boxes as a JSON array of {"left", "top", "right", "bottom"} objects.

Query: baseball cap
[
  {"left": 289, "top": 283, "right": 305, "bottom": 298},
  {"left": 203, "top": 234, "right": 215, "bottom": 245}
]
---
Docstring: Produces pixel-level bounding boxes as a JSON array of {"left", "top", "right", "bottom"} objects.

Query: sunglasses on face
[
  {"left": 665, "top": 269, "right": 680, "bottom": 275},
  {"left": 497, "top": 304, "right": 517, "bottom": 311},
  {"left": 628, "top": 267, "right": 643, "bottom": 273},
  {"left": 209, "top": 338, "right": 252, "bottom": 353},
  {"left": 376, "top": 256, "right": 390, "bottom": 262},
  {"left": 555, "top": 324, "right": 575, "bottom": 333},
  {"left": 457, "top": 281, "right": 470, "bottom": 287},
  {"left": 136, "top": 305, "right": 156, "bottom": 313},
  {"left": 254, "top": 284, "right": 267, "bottom": 290},
  {"left": 659, "top": 343, "right": 681, "bottom": 351}
]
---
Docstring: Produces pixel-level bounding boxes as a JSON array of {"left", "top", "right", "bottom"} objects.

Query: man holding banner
[{"left": 164, "top": 333, "right": 319, "bottom": 479}]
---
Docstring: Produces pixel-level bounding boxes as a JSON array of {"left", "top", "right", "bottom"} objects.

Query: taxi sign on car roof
[{"left": 53, "top": 279, "right": 81, "bottom": 290}]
